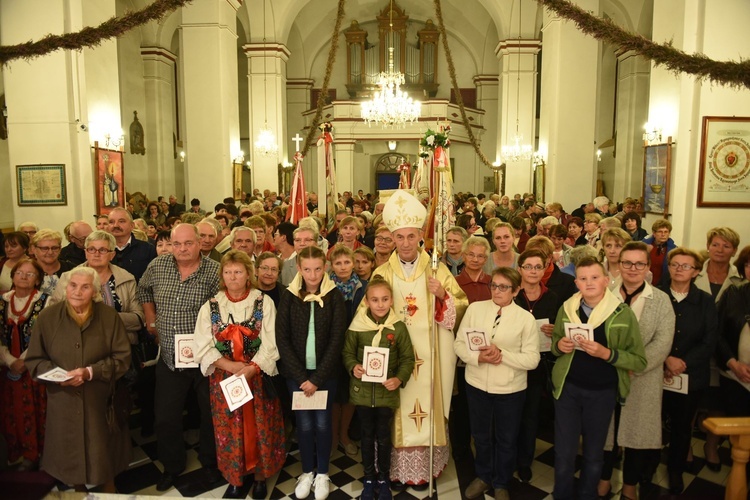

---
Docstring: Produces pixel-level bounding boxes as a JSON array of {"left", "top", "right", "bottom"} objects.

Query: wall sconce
[
  {"left": 642, "top": 123, "right": 662, "bottom": 144},
  {"left": 532, "top": 152, "right": 546, "bottom": 168},
  {"left": 103, "top": 130, "right": 125, "bottom": 151},
  {"left": 233, "top": 150, "right": 245, "bottom": 165},
  {"left": 596, "top": 149, "right": 602, "bottom": 162},
  {"left": 179, "top": 151, "right": 186, "bottom": 163},
  {"left": 387, "top": 140, "right": 398, "bottom": 151}
]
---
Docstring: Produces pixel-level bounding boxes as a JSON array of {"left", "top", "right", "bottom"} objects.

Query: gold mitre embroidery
[{"left": 383, "top": 189, "right": 426, "bottom": 232}]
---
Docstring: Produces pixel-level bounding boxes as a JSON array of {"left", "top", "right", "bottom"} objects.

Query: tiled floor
[{"left": 29, "top": 409, "right": 729, "bottom": 500}]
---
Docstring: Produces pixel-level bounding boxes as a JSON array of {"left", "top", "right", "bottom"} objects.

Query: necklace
[
  {"left": 11, "top": 291, "right": 35, "bottom": 320},
  {"left": 522, "top": 289, "right": 542, "bottom": 313},
  {"left": 226, "top": 289, "right": 250, "bottom": 303}
]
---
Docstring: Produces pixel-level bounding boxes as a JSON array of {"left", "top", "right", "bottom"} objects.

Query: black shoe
[
  {"left": 225, "top": 484, "right": 244, "bottom": 498},
  {"left": 390, "top": 481, "right": 408, "bottom": 492},
  {"left": 411, "top": 482, "right": 429, "bottom": 491},
  {"left": 251, "top": 479, "right": 267, "bottom": 499},
  {"left": 156, "top": 471, "right": 180, "bottom": 491},
  {"left": 668, "top": 471, "right": 684, "bottom": 495},
  {"left": 204, "top": 466, "right": 223, "bottom": 485},
  {"left": 705, "top": 460, "right": 722, "bottom": 472},
  {"left": 518, "top": 466, "right": 532, "bottom": 483}
]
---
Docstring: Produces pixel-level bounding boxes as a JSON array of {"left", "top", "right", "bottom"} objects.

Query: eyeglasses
[
  {"left": 620, "top": 261, "right": 648, "bottom": 270},
  {"left": 464, "top": 252, "right": 487, "bottom": 261},
  {"left": 86, "top": 247, "right": 113, "bottom": 255},
  {"left": 13, "top": 272, "right": 37, "bottom": 278},
  {"left": 375, "top": 237, "right": 393, "bottom": 244},
  {"left": 35, "top": 246, "right": 61, "bottom": 253},
  {"left": 489, "top": 283, "right": 513, "bottom": 292},
  {"left": 258, "top": 265, "right": 279, "bottom": 273},
  {"left": 668, "top": 262, "right": 697, "bottom": 271},
  {"left": 520, "top": 264, "right": 545, "bottom": 271}
]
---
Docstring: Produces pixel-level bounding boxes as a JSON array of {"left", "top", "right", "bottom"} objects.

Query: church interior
[
  {"left": 0, "top": 0, "right": 748, "bottom": 248},
  {"left": 0, "top": 0, "right": 747, "bottom": 498}
]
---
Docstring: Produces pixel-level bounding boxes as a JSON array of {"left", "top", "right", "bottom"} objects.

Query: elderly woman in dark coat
[{"left": 26, "top": 267, "right": 131, "bottom": 492}]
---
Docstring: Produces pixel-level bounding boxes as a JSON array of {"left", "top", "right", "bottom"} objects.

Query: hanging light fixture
[
  {"left": 254, "top": 0, "right": 278, "bottom": 158},
  {"left": 361, "top": 0, "right": 421, "bottom": 128},
  {"left": 501, "top": 0, "right": 532, "bottom": 162}
]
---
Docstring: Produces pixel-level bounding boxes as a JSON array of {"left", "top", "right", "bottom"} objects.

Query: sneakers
[
  {"left": 313, "top": 473, "right": 331, "bottom": 500},
  {"left": 377, "top": 479, "right": 392, "bottom": 500},
  {"left": 361, "top": 478, "right": 376, "bottom": 500},
  {"left": 295, "top": 472, "right": 315, "bottom": 499}
]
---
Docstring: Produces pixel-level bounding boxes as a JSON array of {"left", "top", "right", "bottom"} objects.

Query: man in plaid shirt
[{"left": 137, "top": 223, "right": 221, "bottom": 491}]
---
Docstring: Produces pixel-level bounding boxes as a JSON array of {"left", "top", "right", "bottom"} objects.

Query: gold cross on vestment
[
  {"left": 409, "top": 399, "right": 428, "bottom": 433},
  {"left": 413, "top": 351, "right": 424, "bottom": 380},
  {"left": 395, "top": 195, "right": 407, "bottom": 208}
]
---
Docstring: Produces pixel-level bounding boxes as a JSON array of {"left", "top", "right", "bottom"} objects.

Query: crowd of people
[{"left": 0, "top": 187, "right": 747, "bottom": 500}]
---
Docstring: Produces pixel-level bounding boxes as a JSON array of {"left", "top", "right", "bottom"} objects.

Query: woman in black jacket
[
  {"left": 275, "top": 246, "right": 348, "bottom": 500},
  {"left": 658, "top": 247, "right": 718, "bottom": 495}
]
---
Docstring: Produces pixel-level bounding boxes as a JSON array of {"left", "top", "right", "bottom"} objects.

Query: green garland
[
  {"left": 539, "top": 0, "right": 750, "bottom": 90},
  {"left": 301, "top": 0, "right": 347, "bottom": 157},
  {"left": 433, "top": 0, "right": 494, "bottom": 168},
  {"left": 0, "top": 0, "right": 189, "bottom": 66}
]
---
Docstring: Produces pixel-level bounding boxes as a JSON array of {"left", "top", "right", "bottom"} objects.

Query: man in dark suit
[{"left": 167, "top": 195, "right": 186, "bottom": 217}]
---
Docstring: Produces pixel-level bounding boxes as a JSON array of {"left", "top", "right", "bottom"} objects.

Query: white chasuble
[{"left": 372, "top": 251, "right": 468, "bottom": 449}]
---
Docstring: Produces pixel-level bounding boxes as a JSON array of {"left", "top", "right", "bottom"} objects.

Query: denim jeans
[
  {"left": 287, "top": 377, "right": 337, "bottom": 474},
  {"left": 357, "top": 406, "right": 393, "bottom": 479},
  {"left": 466, "top": 384, "right": 526, "bottom": 489},
  {"left": 553, "top": 383, "right": 616, "bottom": 500}
]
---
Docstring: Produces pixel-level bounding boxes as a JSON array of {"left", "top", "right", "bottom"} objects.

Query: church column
[
  {"left": 286, "top": 78, "right": 314, "bottom": 189},
  {"left": 179, "top": 0, "right": 241, "bottom": 204},
  {"left": 141, "top": 47, "right": 178, "bottom": 200},
  {"left": 0, "top": 0, "right": 118, "bottom": 232},
  {"left": 612, "top": 49, "right": 650, "bottom": 203},
  {"left": 538, "top": 0, "right": 600, "bottom": 210},
  {"left": 474, "top": 75, "right": 499, "bottom": 195},
  {"left": 333, "top": 140, "right": 356, "bottom": 195},
  {"left": 495, "top": 40, "right": 541, "bottom": 197},
  {"left": 244, "top": 43, "right": 290, "bottom": 193}
]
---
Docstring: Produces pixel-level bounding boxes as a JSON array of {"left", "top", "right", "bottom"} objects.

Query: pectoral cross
[{"left": 292, "top": 133, "right": 303, "bottom": 152}]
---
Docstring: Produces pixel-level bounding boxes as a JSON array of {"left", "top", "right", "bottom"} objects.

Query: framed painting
[
  {"left": 533, "top": 162, "right": 543, "bottom": 201},
  {"left": 698, "top": 116, "right": 750, "bottom": 208},
  {"left": 642, "top": 139, "right": 672, "bottom": 216},
  {"left": 95, "top": 146, "right": 125, "bottom": 215},
  {"left": 16, "top": 164, "right": 67, "bottom": 206}
]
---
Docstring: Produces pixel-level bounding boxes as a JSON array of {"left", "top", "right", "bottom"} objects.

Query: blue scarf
[{"left": 330, "top": 272, "right": 361, "bottom": 302}]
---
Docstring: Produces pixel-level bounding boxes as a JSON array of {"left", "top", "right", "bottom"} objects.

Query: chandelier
[
  {"left": 254, "top": 0, "right": 278, "bottom": 158},
  {"left": 361, "top": 0, "right": 421, "bottom": 128},
  {"left": 502, "top": 135, "right": 533, "bottom": 162},
  {"left": 255, "top": 125, "right": 278, "bottom": 157},
  {"left": 501, "top": 0, "right": 532, "bottom": 162}
]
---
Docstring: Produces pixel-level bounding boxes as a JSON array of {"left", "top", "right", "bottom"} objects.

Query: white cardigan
[{"left": 454, "top": 300, "right": 540, "bottom": 394}]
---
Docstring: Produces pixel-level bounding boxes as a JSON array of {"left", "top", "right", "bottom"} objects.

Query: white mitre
[{"left": 382, "top": 189, "right": 426, "bottom": 232}]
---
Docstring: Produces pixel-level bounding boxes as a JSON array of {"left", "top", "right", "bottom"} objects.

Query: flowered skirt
[
  {"left": 0, "top": 368, "right": 46, "bottom": 462},
  {"left": 209, "top": 367, "right": 286, "bottom": 486}
]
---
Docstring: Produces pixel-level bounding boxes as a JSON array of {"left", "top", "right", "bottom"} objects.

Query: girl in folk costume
[
  {"left": 0, "top": 258, "right": 48, "bottom": 470},
  {"left": 276, "top": 245, "right": 348, "bottom": 500},
  {"left": 194, "top": 251, "right": 285, "bottom": 499},
  {"left": 374, "top": 190, "right": 468, "bottom": 489},
  {"left": 343, "top": 276, "right": 415, "bottom": 500}
]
